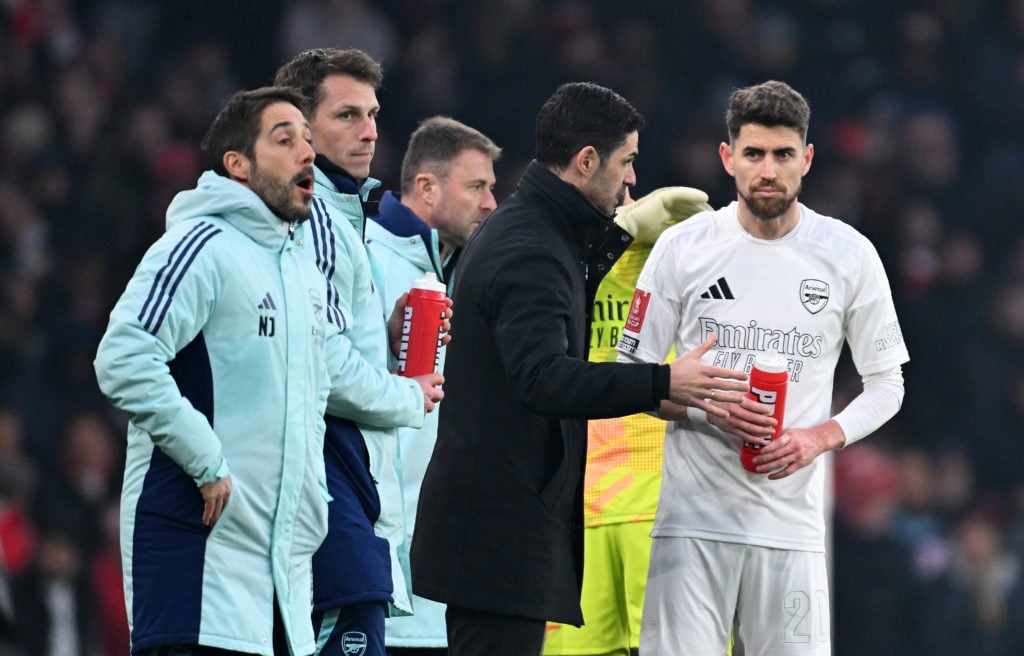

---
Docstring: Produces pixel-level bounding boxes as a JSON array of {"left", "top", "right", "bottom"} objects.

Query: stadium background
[{"left": 1, "top": 1, "right": 1023, "bottom": 653}]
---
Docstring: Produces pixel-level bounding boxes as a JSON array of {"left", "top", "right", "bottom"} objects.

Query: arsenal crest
[
  {"left": 342, "top": 631, "right": 368, "bottom": 655},
  {"left": 800, "top": 279, "right": 829, "bottom": 314}
]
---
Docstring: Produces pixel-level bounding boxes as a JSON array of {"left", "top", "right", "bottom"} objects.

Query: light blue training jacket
[
  {"left": 308, "top": 165, "right": 425, "bottom": 617},
  {"left": 94, "top": 171, "right": 331, "bottom": 656},
  {"left": 365, "top": 191, "right": 453, "bottom": 648}
]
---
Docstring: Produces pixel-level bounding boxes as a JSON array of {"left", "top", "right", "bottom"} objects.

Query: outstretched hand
[{"left": 665, "top": 335, "right": 748, "bottom": 419}]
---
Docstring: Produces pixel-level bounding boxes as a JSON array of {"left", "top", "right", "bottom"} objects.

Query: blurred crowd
[{"left": 1, "top": 0, "right": 1023, "bottom": 654}]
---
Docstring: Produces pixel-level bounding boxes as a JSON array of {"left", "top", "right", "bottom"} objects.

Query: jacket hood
[
  {"left": 519, "top": 161, "right": 631, "bottom": 256},
  {"left": 166, "top": 170, "right": 298, "bottom": 249},
  {"left": 367, "top": 192, "right": 450, "bottom": 279},
  {"left": 376, "top": 191, "right": 430, "bottom": 239},
  {"left": 313, "top": 165, "right": 380, "bottom": 202},
  {"left": 313, "top": 165, "right": 381, "bottom": 237}
]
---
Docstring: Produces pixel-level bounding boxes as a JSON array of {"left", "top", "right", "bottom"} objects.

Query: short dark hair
[
  {"left": 725, "top": 80, "right": 811, "bottom": 143},
  {"left": 200, "top": 86, "right": 305, "bottom": 177},
  {"left": 400, "top": 116, "right": 502, "bottom": 194},
  {"left": 273, "top": 48, "right": 383, "bottom": 116},
  {"left": 534, "top": 82, "right": 644, "bottom": 171}
]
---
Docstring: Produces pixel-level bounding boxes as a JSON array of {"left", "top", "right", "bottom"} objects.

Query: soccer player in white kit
[{"left": 617, "top": 80, "right": 910, "bottom": 656}]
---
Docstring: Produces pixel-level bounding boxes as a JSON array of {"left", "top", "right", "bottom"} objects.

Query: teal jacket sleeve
[
  {"left": 323, "top": 312, "right": 425, "bottom": 430},
  {"left": 94, "top": 228, "right": 230, "bottom": 487}
]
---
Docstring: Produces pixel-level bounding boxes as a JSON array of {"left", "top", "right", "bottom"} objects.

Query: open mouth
[{"left": 295, "top": 171, "right": 314, "bottom": 195}]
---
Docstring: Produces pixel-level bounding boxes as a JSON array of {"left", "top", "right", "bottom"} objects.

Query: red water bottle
[
  {"left": 397, "top": 272, "right": 447, "bottom": 377},
  {"left": 741, "top": 349, "right": 788, "bottom": 472}
]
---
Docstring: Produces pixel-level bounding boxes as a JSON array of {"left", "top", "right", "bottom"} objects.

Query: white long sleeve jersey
[{"left": 617, "top": 202, "right": 909, "bottom": 552}]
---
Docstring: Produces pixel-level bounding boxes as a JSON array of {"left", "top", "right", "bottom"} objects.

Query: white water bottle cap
[
  {"left": 754, "top": 348, "right": 788, "bottom": 373},
  {"left": 414, "top": 271, "right": 447, "bottom": 292}
]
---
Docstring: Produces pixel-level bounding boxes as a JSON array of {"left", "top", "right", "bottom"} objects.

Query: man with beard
[
  {"left": 94, "top": 87, "right": 332, "bottom": 656},
  {"left": 618, "top": 80, "right": 910, "bottom": 655},
  {"left": 410, "top": 82, "right": 751, "bottom": 656}
]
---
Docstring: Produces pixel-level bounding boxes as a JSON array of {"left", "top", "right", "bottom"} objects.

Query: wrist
[{"left": 653, "top": 364, "right": 671, "bottom": 403}]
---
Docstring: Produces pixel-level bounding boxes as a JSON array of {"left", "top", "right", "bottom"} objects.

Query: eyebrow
[
  {"left": 334, "top": 103, "right": 380, "bottom": 112},
  {"left": 742, "top": 145, "right": 797, "bottom": 154},
  {"left": 269, "top": 121, "right": 311, "bottom": 134}
]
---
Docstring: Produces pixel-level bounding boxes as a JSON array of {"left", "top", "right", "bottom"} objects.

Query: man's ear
[
  {"left": 802, "top": 143, "right": 814, "bottom": 175},
  {"left": 415, "top": 172, "right": 438, "bottom": 204},
  {"left": 718, "top": 142, "right": 735, "bottom": 177},
  {"left": 224, "top": 151, "right": 251, "bottom": 183},
  {"left": 572, "top": 145, "right": 600, "bottom": 178}
]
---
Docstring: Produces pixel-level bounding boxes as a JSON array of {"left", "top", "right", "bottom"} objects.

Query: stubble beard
[
  {"left": 739, "top": 182, "right": 801, "bottom": 221},
  {"left": 614, "top": 187, "right": 627, "bottom": 212},
  {"left": 591, "top": 186, "right": 626, "bottom": 217},
  {"left": 251, "top": 165, "right": 312, "bottom": 223}
]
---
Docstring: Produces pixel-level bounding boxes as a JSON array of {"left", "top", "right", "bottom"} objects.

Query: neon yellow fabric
[{"left": 585, "top": 242, "right": 669, "bottom": 527}]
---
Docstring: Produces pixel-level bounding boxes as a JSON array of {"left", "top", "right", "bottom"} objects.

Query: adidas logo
[
  {"left": 700, "top": 277, "right": 734, "bottom": 300},
  {"left": 257, "top": 292, "right": 277, "bottom": 310},
  {"left": 258, "top": 292, "right": 277, "bottom": 337}
]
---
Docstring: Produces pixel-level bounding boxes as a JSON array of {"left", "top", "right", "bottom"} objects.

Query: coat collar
[
  {"left": 372, "top": 191, "right": 453, "bottom": 279},
  {"left": 376, "top": 191, "right": 430, "bottom": 240},
  {"left": 165, "top": 170, "right": 300, "bottom": 251},
  {"left": 518, "top": 160, "right": 633, "bottom": 263}
]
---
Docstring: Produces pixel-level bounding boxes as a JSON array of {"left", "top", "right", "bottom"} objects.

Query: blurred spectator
[
  {"left": 920, "top": 509, "right": 1024, "bottom": 655},
  {"left": 32, "top": 409, "right": 120, "bottom": 562},
  {"left": 0, "top": 556, "right": 14, "bottom": 656},
  {"left": 891, "top": 448, "right": 952, "bottom": 581},
  {"left": 932, "top": 448, "right": 978, "bottom": 521},
  {"left": 0, "top": 408, "right": 36, "bottom": 578},
  {"left": 833, "top": 443, "right": 923, "bottom": 656},
  {"left": 89, "top": 500, "right": 127, "bottom": 656},
  {"left": 961, "top": 276, "right": 1024, "bottom": 496},
  {"left": 51, "top": 60, "right": 110, "bottom": 159},
  {"left": 280, "top": 0, "right": 398, "bottom": 63},
  {"left": 666, "top": 115, "right": 735, "bottom": 207},
  {"left": 0, "top": 0, "right": 1020, "bottom": 651},
  {"left": 1008, "top": 484, "right": 1024, "bottom": 566},
  {"left": 0, "top": 102, "right": 56, "bottom": 174},
  {"left": 158, "top": 41, "right": 240, "bottom": 143},
  {"left": 9, "top": 526, "right": 98, "bottom": 656},
  {"left": 896, "top": 109, "right": 962, "bottom": 202}
]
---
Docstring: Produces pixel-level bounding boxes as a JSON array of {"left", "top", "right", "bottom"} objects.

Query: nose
[
  {"left": 300, "top": 139, "right": 315, "bottom": 164},
  {"left": 360, "top": 116, "right": 377, "bottom": 142},
  {"left": 624, "top": 164, "right": 637, "bottom": 187},
  {"left": 481, "top": 189, "right": 497, "bottom": 212},
  {"left": 759, "top": 158, "right": 777, "bottom": 179}
]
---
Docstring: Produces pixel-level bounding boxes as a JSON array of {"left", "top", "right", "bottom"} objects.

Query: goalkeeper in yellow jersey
[{"left": 544, "top": 187, "right": 713, "bottom": 656}]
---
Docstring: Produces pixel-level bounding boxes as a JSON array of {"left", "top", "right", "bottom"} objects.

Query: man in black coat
[{"left": 410, "top": 82, "right": 751, "bottom": 656}]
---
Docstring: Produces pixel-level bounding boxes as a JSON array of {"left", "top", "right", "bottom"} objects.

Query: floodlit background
[{"left": 1, "top": 1, "right": 1023, "bottom": 654}]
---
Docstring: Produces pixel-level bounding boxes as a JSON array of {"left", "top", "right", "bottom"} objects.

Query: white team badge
[
  {"left": 342, "top": 631, "right": 368, "bottom": 655},
  {"left": 800, "top": 279, "right": 829, "bottom": 314}
]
